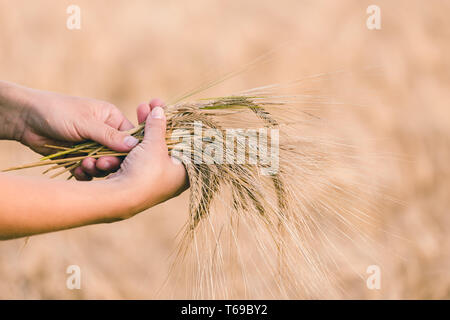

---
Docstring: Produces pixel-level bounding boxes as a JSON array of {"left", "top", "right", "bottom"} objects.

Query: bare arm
[
  {"left": 0, "top": 174, "right": 137, "bottom": 239},
  {"left": 0, "top": 81, "right": 187, "bottom": 240}
]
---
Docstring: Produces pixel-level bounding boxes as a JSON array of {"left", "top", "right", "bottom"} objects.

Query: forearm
[
  {"left": 0, "top": 80, "right": 30, "bottom": 141},
  {"left": 0, "top": 82, "right": 186, "bottom": 239},
  {"left": 0, "top": 174, "right": 144, "bottom": 240}
]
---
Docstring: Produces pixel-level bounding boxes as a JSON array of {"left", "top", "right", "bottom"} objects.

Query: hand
[
  {"left": 0, "top": 81, "right": 139, "bottom": 180},
  {"left": 108, "top": 102, "right": 189, "bottom": 213}
]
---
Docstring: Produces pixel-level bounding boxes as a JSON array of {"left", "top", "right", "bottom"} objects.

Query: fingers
[
  {"left": 96, "top": 156, "right": 121, "bottom": 171},
  {"left": 80, "top": 157, "right": 98, "bottom": 176},
  {"left": 86, "top": 122, "right": 139, "bottom": 152},
  {"left": 79, "top": 156, "right": 121, "bottom": 178},
  {"left": 78, "top": 108, "right": 133, "bottom": 178},
  {"left": 72, "top": 166, "right": 93, "bottom": 181},
  {"left": 142, "top": 106, "right": 167, "bottom": 152},
  {"left": 119, "top": 118, "right": 135, "bottom": 131},
  {"left": 137, "top": 99, "right": 164, "bottom": 124},
  {"left": 104, "top": 107, "right": 135, "bottom": 132},
  {"left": 150, "top": 98, "right": 164, "bottom": 109},
  {"left": 74, "top": 98, "right": 166, "bottom": 181},
  {"left": 137, "top": 103, "right": 150, "bottom": 124}
]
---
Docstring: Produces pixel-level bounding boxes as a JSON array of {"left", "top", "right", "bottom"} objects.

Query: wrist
[
  {"left": 96, "top": 176, "right": 158, "bottom": 221},
  {"left": 0, "top": 81, "right": 33, "bottom": 141}
]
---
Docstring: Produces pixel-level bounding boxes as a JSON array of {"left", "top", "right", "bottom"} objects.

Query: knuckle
[
  {"left": 103, "top": 126, "right": 118, "bottom": 143},
  {"left": 147, "top": 121, "right": 165, "bottom": 133},
  {"left": 99, "top": 101, "right": 116, "bottom": 111}
]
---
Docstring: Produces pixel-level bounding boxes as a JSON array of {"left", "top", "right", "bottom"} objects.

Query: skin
[{"left": 0, "top": 81, "right": 188, "bottom": 240}]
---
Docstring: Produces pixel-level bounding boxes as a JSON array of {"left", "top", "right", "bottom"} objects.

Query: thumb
[
  {"left": 88, "top": 122, "right": 139, "bottom": 152},
  {"left": 142, "top": 106, "right": 167, "bottom": 153}
]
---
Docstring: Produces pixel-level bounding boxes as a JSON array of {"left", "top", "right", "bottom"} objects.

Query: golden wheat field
[{"left": 0, "top": 0, "right": 449, "bottom": 299}]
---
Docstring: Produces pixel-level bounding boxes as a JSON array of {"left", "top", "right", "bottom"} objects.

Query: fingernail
[
  {"left": 124, "top": 136, "right": 139, "bottom": 148},
  {"left": 152, "top": 106, "right": 164, "bottom": 119}
]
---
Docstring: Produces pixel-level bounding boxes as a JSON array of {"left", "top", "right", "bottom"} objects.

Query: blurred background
[{"left": 0, "top": 0, "right": 449, "bottom": 299}]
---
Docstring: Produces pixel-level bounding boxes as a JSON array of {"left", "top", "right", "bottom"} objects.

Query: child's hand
[{"left": 108, "top": 101, "right": 189, "bottom": 214}]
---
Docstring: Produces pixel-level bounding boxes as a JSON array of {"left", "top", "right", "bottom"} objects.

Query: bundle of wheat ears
[{"left": 4, "top": 77, "right": 383, "bottom": 299}]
